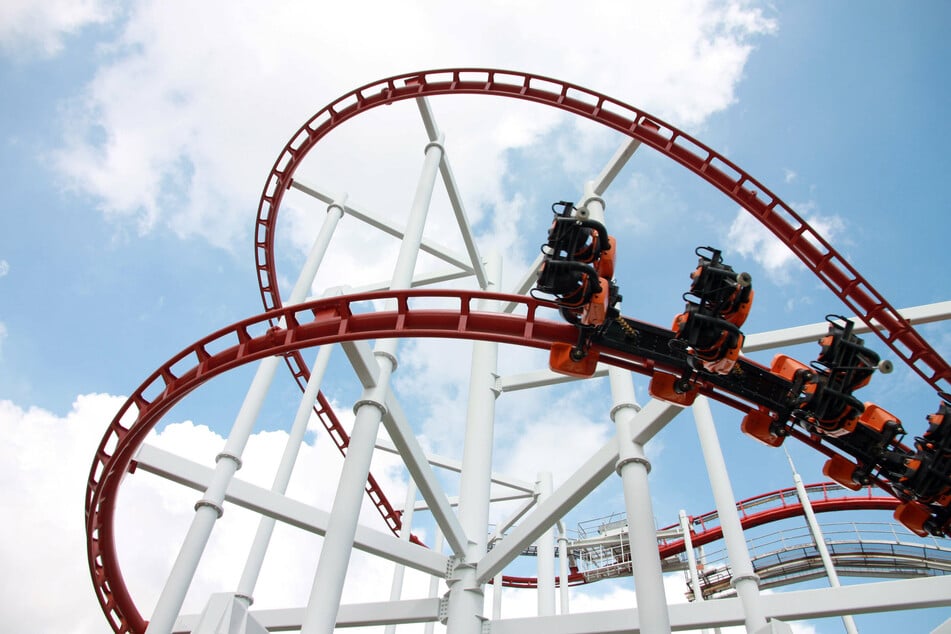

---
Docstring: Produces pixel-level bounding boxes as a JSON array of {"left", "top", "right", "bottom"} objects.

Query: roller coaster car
[
  {"left": 814, "top": 316, "right": 881, "bottom": 392},
  {"left": 670, "top": 247, "right": 752, "bottom": 376},
  {"left": 764, "top": 318, "right": 886, "bottom": 439},
  {"left": 813, "top": 404, "right": 903, "bottom": 491},
  {"left": 893, "top": 402, "right": 951, "bottom": 536},
  {"left": 535, "top": 201, "right": 618, "bottom": 328},
  {"left": 537, "top": 201, "right": 620, "bottom": 378},
  {"left": 685, "top": 246, "right": 754, "bottom": 328}
]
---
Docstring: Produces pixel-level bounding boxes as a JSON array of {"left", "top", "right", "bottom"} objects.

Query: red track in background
[{"left": 505, "top": 482, "right": 899, "bottom": 588}]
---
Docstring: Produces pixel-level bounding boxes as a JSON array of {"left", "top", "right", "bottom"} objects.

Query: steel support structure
[
  {"left": 145, "top": 197, "right": 345, "bottom": 634},
  {"left": 300, "top": 134, "right": 443, "bottom": 634},
  {"left": 787, "top": 452, "right": 859, "bottom": 634},
  {"left": 84, "top": 70, "right": 951, "bottom": 634},
  {"left": 693, "top": 396, "right": 769, "bottom": 632},
  {"left": 445, "top": 253, "right": 501, "bottom": 634}
]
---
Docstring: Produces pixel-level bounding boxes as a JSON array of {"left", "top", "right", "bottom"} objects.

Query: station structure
[{"left": 85, "top": 69, "right": 951, "bottom": 633}]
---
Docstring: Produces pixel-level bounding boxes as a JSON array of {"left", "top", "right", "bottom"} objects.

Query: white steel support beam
[
  {"left": 383, "top": 478, "right": 418, "bottom": 634},
  {"left": 291, "top": 179, "right": 474, "bottom": 274},
  {"left": 588, "top": 174, "right": 670, "bottom": 632},
  {"left": 498, "top": 368, "right": 609, "bottom": 393},
  {"left": 416, "top": 97, "right": 488, "bottom": 289},
  {"left": 786, "top": 452, "right": 858, "bottom": 634},
  {"left": 486, "top": 574, "right": 951, "bottom": 634},
  {"left": 174, "top": 598, "right": 443, "bottom": 633},
  {"left": 488, "top": 495, "right": 538, "bottom": 545},
  {"left": 236, "top": 343, "right": 334, "bottom": 604},
  {"left": 423, "top": 529, "right": 445, "bottom": 634},
  {"left": 609, "top": 366, "right": 671, "bottom": 634},
  {"left": 301, "top": 135, "right": 443, "bottom": 634},
  {"left": 477, "top": 399, "right": 682, "bottom": 584},
  {"left": 133, "top": 444, "right": 448, "bottom": 576},
  {"left": 679, "top": 511, "right": 706, "bottom": 607},
  {"left": 373, "top": 437, "right": 535, "bottom": 494},
  {"left": 743, "top": 300, "right": 951, "bottom": 352},
  {"left": 408, "top": 489, "right": 534, "bottom": 512},
  {"left": 346, "top": 267, "right": 474, "bottom": 294},
  {"left": 535, "top": 472, "right": 556, "bottom": 617},
  {"left": 556, "top": 521, "right": 570, "bottom": 615},
  {"left": 591, "top": 138, "right": 642, "bottom": 195},
  {"left": 692, "top": 396, "right": 767, "bottom": 633},
  {"left": 446, "top": 252, "right": 502, "bottom": 634},
  {"left": 146, "top": 198, "right": 344, "bottom": 634},
  {"left": 342, "top": 338, "right": 469, "bottom": 555}
]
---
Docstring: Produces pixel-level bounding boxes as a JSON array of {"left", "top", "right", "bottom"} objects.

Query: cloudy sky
[{"left": 1, "top": 1, "right": 950, "bottom": 633}]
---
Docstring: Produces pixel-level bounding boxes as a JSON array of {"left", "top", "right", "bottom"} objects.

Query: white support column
[
  {"left": 679, "top": 511, "right": 704, "bottom": 605},
  {"left": 423, "top": 529, "right": 446, "bottom": 634},
  {"left": 535, "top": 472, "right": 556, "bottom": 617},
  {"left": 680, "top": 510, "right": 715, "bottom": 634},
  {"left": 692, "top": 396, "right": 767, "bottom": 633},
  {"left": 301, "top": 137, "right": 443, "bottom": 634},
  {"left": 493, "top": 570, "right": 504, "bottom": 620},
  {"left": 383, "top": 478, "right": 419, "bottom": 634},
  {"left": 236, "top": 344, "right": 335, "bottom": 604},
  {"left": 587, "top": 183, "right": 671, "bottom": 632},
  {"left": 445, "top": 252, "right": 502, "bottom": 634},
  {"left": 610, "top": 367, "right": 671, "bottom": 633},
  {"left": 557, "top": 521, "right": 570, "bottom": 615},
  {"left": 146, "top": 198, "right": 345, "bottom": 634},
  {"left": 786, "top": 452, "right": 859, "bottom": 634}
]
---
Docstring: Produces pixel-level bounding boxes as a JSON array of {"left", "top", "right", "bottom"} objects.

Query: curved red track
[
  {"left": 86, "top": 69, "right": 949, "bottom": 632},
  {"left": 85, "top": 290, "right": 921, "bottom": 631}
]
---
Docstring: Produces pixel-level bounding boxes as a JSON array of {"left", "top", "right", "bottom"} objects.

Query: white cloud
[
  {"left": 0, "top": 393, "right": 416, "bottom": 632},
  {"left": 726, "top": 203, "right": 845, "bottom": 283},
  {"left": 0, "top": 0, "right": 117, "bottom": 59},
  {"left": 0, "top": 394, "right": 126, "bottom": 633},
  {"left": 0, "top": 258, "right": 9, "bottom": 277},
  {"left": 50, "top": 0, "right": 776, "bottom": 253}
]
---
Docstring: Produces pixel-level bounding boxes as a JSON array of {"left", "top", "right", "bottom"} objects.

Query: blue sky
[{"left": 1, "top": 2, "right": 950, "bottom": 633}]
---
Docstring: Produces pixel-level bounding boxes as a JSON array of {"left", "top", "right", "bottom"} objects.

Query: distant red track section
[{"left": 496, "top": 483, "right": 899, "bottom": 589}]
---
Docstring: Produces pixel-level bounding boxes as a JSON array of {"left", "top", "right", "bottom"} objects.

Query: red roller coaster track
[
  {"left": 87, "top": 290, "right": 910, "bottom": 631},
  {"left": 86, "top": 69, "right": 950, "bottom": 632},
  {"left": 504, "top": 482, "right": 899, "bottom": 588},
  {"left": 250, "top": 68, "right": 951, "bottom": 556}
]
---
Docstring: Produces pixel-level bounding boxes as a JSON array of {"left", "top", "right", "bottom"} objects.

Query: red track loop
[
  {"left": 254, "top": 68, "right": 950, "bottom": 394},
  {"left": 85, "top": 289, "right": 905, "bottom": 631}
]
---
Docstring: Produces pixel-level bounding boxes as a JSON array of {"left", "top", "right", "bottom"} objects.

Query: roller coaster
[
  {"left": 85, "top": 69, "right": 951, "bottom": 633},
  {"left": 533, "top": 199, "right": 951, "bottom": 538}
]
